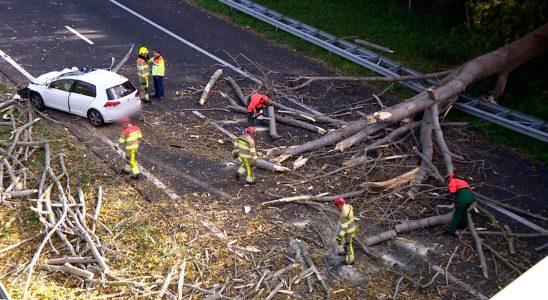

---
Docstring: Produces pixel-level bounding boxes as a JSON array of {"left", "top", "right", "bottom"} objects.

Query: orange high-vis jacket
[
  {"left": 447, "top": 178, "right": 470, "bottom": 193},
  {"left": 247, "top": 93, "right": 268, "bottom": 113}
]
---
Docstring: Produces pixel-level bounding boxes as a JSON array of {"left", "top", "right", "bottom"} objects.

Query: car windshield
[{"left": 106, "top": 80, "right": 136, "bottom": 100}]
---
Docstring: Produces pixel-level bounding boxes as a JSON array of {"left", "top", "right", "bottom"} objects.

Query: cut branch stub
[{"left": 199, "top": 69, "right": 223, "bottom": 105}]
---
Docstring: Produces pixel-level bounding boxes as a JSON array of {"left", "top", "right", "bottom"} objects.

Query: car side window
[
  {"left": 73, "top": 81, "right": 96, "bottom": 97},
  {"left": 50, "top": 79, "right": 75, "bottom": 92}
]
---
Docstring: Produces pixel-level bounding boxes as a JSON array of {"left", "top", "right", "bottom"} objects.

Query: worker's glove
[
  {"left": 252, "top": 112, "right": 263, "bottom": 119},
  {"left": 335, "top": 232, "right": 344, "bottom": 243},
  {"left": 232, "top": 150, "right": 239, "bottom": 159},
  {"left": 113, "top": 143, "right": 120, "bottom": 151}
]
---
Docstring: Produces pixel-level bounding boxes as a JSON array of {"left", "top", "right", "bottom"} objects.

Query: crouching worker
[
  {"left": 114, "top": 117, "right": 142, "bottom": 179},
  {"left": 247, "top": 93, "right": 270, "bottom": 125},
  {"left": 233, "top": 126, "right": 258, "bottom": 185},
  {"left": 334, "top": 197, "right": 357, "bottom": 265},
  {"left": 444, "top": 173, "right": 475, "bottom": 236}
]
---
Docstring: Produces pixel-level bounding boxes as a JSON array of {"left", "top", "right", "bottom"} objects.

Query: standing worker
[
  {"left": 334, "top": 197, "right": 357, "bottom": 265},
  {"left": 150, "top": 49, "right": 165, "bottom": 100},
  {"left": 114, "top": 117, "right": 142, "bottom": 179},
  {"left": 444, "top": 173, "right": 476, "bottom": 236},
  {"left": 246, "top": 93, "right": 270, "bottom": 125},
  {"left": 136, "top": 47, "right": 150, "bottom": 102},
  {"left": 233, "top": 126, "right": 258, "bottom": 185}
]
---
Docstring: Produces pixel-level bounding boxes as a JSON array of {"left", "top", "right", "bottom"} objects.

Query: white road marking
[
  {"left": 65, "top": 25, "right": 95, "bottom": 45},
  {"left": 107, "top": 0, "right": 261, "bottom": 84},
  {"left": 0, "top": 49, "right": 36, "bottom": 81}
]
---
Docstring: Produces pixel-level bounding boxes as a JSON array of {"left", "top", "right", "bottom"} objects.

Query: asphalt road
[
  {"left": 0, "top": 0, "right": 331, "bottom": 200},
  {"left": 1, "top": 0, "right": 547, "bottom": 232}
]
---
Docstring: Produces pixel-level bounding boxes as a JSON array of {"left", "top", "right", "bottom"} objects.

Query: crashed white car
[{"left": 25, "top": 68, "right": 141, "bottom": 126}]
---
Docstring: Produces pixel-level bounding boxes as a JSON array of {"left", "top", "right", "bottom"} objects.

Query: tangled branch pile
[{"left": 0, "top": 96, "right": 112, "bottom": 299}]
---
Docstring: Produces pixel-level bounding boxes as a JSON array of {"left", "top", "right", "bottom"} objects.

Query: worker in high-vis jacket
[
  {"left": 136, "top": 47, "right": 150, "bottom": 102},
  {"left": 334, "top": 197, "right": 357, "bottom": 265},
  {"left": 114, "top": 117, "right": 142, "bottom": 179},
  {"left": 149, "top": 49, "right": 165, "bottom": 100},
  {"left": 246, "top": 93, "right": 270, "bottom": 125},
  {"left": 233, "top": 126, "right": 258, "bottom": 185},
  {"left": 444, "top": 173, "right": 475, "bottom": 236}
]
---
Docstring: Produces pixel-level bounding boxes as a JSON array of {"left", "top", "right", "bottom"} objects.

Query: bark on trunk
[
  {"left": 199, "top": 69, "right": 223, "bottom": 105},
  {"left": 274, "top": 23, "right": 548, "bottom": 161}
]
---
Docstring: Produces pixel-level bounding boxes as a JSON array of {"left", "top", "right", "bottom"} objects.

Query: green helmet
[{"left": 139, "top": 47, "right": 149, "bottom": 55}]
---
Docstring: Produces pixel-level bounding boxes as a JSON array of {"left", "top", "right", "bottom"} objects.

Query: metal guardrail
[{"left": 219, "top": 0, "right": 548, "bottom": 142}]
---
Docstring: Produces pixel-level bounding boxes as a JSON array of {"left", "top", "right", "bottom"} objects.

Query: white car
[{"left": 25, "top": 68, "right": 141, "bottom": 126}]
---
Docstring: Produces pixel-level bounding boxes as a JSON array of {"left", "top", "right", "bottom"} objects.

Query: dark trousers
[
  {"left": 153, "top": 76, "right": 164, "bottom": 98},
  {"left": 447, "top": 188, "right": 475, "bottom": 234}
]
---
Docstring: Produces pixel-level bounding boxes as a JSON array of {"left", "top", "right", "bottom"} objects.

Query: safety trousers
[
  {"left": 338, "top": 233, "right": 355, "bottom": 265},
  {"left": 447, "top": 203, "right": 472, "bottom": 235},
  {"left": 237, "top": 158, "right": 254, "bottom": 182},
  {"left": 139, "top": 76, "right": 149, "bottom": 101},
  {"left": 124, "top": 149, "right": 140, "bottom": 176}
]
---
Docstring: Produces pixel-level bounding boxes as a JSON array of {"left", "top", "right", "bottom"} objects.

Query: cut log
[
  {"left": 366, "top": 212, "right": 453, "bottom": 246},
  {"left": 408, "top": 109, "right": 433, "bottom": 199},
  {"left": 267, "top": 106, "right": 281, "bottom": 139},
  {"left": 47, "top": 256, "right": 96, "bottom": 265},
  {"left": 256, "top": 159, "right": 291, "bottom": 172},
  {"left": 365, "top": 167, "right": 419, "bottom": 191},
  {"left": 226, "top": 76, "right": 248, "bottom": 106},
  {"left": 431, "top": 104, "right": 454, "bottom": 175},
  {"left": 365, "top": 230, "right": 397, "bottom": 246},
  {"left": 394, "top": 212, "right": 453, "bottom": 233},
  {"left": 41, "top": 263, "right": 94, "bottom": 280},
  {"left": 503, "top": 225, "right": 516, "bottom": 255},
  {"left": 199, "top": 69, "right": 223, "bottom": 105},
  {"left": 228, "top": 105, "right": 327, "bottom": 134}
]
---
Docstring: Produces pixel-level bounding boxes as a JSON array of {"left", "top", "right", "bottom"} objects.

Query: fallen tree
[{"left": 271, "top": 23, "right": 548, "bottom": 192}]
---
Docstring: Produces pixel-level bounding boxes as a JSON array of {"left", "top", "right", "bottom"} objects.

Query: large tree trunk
[{"left": 273, "top": 23, "right": 548, "bottom": 161}]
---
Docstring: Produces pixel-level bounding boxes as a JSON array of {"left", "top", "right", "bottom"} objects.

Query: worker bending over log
[
  {"left": 247, "top": 93, "right": 270, "bottom": 125},
  {"left": 444, "top": 173, "right": 476, "bottom": 236}
]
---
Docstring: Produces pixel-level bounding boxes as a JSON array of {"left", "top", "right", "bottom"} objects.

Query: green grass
[
  {"left": 0, "top": 80, "right": 10, "bottom": 96},
  {"left": 190, "top": 0, "right": 547, "bottom": 163}
]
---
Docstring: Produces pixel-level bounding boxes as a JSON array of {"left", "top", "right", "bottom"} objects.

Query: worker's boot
[
  {"left": 344, "top": 243, "right": 354, "bottom": 265},
  {"left": 345, "top": 253, "right": 355, "bottom": 265},
  {"left": 337, "top": 244, "right": 346, "bottom": 256},
  {"left": 245, "top": 174, "right": 256, "bottom": 185},
  {"left": 131, "top": 173, "right": 141, "bottom": 180}
]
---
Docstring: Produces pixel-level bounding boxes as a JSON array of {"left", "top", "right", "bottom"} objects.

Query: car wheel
[
  {"left": 30, "top": 92, "right": 46, "bottom": 111},
  {"left": 87, "top": 109, "right": 104, "bottom": 127}
]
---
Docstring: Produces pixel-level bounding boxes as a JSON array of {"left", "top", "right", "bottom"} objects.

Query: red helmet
[
  {"left": 334, "top": 197, "right": 345, "bottom": 207},
  {"left": 246, "top": 126, "right": 255, "bottom": 134},
  {"left": 261, "top": 95, "right": 270, "bottom": 104}
]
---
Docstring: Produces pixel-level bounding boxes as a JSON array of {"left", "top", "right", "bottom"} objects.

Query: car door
[
  {"left": 45, "top": 79, "right": 75, "bottom": 111},
  {"left": 69, "top": 80, "right": 96, "bottom": 116}
]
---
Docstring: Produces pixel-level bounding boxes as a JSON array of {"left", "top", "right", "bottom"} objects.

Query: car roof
[{"left": 62, "top": 69, "right": 128, "bottom": 88}]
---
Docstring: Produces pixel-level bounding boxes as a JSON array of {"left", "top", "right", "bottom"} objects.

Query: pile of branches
[
  {"left": 189, "top": 23, "right": 548, "bottom": 298},
  {"left": 0, "top": 95, "right": 110, "bottom": 299}
]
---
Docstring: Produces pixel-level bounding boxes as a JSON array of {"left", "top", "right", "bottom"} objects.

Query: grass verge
[{"left": 189, "top": 0, "right": 547, "bottom": 163}]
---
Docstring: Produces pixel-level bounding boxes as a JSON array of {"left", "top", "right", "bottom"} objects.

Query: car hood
[{"left": 32, "top": 67, "right": 79, "bottom": 85}]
